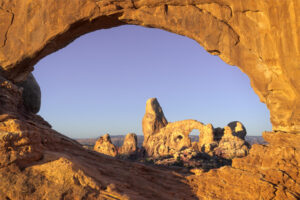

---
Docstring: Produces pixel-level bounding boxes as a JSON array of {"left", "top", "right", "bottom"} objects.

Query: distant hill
[{"left": 75, "top": 135, "right": 267, "bottom": 147}]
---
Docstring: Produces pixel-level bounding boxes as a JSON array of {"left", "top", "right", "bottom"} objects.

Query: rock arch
[
  {"left": 0, "top": 0, "right": 299, "bottom": 132},
  {"left": 0, "top": 1, "right": 299, "bottom": 199}
]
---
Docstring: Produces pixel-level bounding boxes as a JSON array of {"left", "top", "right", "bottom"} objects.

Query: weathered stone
[
  {"left": 227, "top": 121, "right": 247, "bottom": 140},
  {"left": 118, "top": 133, "right": 138, "bottom": 157},
  {"left": 0, "top": 1, "right": 299, "bottom": 199},
  {"left": 0, "top": 0, "right": 299, "bottom": 133},
  {"left": 214, "top": 126, "right": 250, "bottom": 159},
  {"left": 198, "top": 123, "right": 218, "bottom": 154},
  {"left": 142, "top": 97, "right": 168, "bottom": 154},
  {"left": 143, "top": 118, "right": 205, "bottom": 158},
  {"left": 16, "top": 73, "right": 41, "bottom": 113},
  {"left": 142, "top": 98, "right": 250, "bottom": 160},
  {"left": 94, "top": 133, "right": 118, "bottom": 157}
]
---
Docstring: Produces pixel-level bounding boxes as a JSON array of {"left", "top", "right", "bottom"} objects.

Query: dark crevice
[
  {"left": 164, "top": 4, "right": 168, "bottom": 15},
  {"left": 207, "top": 49, "right": 220, "bottom": 55},
  {"left": 131, "top": 0, "right": 137, "bottom": 9},
  {"left": 241, "top": 9, "right": 261, "bottom": 13}
]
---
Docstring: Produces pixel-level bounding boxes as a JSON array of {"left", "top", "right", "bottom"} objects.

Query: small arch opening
[{"left": 189, "top": 129, "right": 200, "bottom": 143}]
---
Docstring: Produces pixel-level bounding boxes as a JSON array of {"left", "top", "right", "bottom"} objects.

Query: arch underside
[{"left": 0, "top": 0, "right": 299, "bottom": 199}]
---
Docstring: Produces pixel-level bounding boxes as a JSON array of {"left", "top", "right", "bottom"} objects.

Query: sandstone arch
[
  {"left": 0, "top": 0, "right": 299, "bottom": 132},
  {"left": 0, "top": 0, "right": 299, "bottom": 199}
]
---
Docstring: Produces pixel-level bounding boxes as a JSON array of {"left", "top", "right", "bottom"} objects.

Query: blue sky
[{"left": 33, "top": 25, "right": 272, "bottom": 138}]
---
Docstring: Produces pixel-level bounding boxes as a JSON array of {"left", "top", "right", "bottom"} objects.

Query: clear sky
[{"left": 33, "top": 25, "right": 272, "bottom": 138}]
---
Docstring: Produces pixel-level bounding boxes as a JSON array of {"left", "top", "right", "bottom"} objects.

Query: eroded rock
[
  {"left": 0, "top": 0, "right": 299, "bottom": 133},
  {"left": 142, "top": 98, "right": 250, "bottom": 160},
  {"left": 94, "top": 133, "right": 118, "bottom": 157},
  {"left": 118, "top": 133, "right": 138, "bottom": 158},
  {"left": 0, "top": 1, "right": 299, "bottom": 199},
  {"left": 214, "top": 126, "right": 250, "bottom": 159},
  {"left": 142, "top": 98, "right": 168, "bottom": 155}
]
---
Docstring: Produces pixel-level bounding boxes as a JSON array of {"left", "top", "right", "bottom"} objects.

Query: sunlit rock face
[
  {"left": 142, "top": 98, "right": 168, "bottom": 147},
  {"left": 94, "top": 133, "right": 118, "bottom": 157},
  {"left": 0, "top": 0, "right": 299, "bottom": 133},
  {"left": 0, "top": 0, "right": 299, "bottom": 199},
  {"left": 214, "top": 126, "right": 250, "bottom": 159},
  {"left": 142, "top": 98, "right": 250, "bottom": 159},
  {"left": 118, "top": 133, "right": 138, "bottom": 158}
]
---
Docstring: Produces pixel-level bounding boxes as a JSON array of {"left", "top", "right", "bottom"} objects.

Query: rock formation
[
  {"left": 0, "top": 76, "right": 196, "bottom": 199},
  {"left": 0, "top": 0, "right": 299, "bottom": 134},
  {"left": 0, "top": 0, "right": 299, "bottom": 199},
  {"left": 142, "top": 98, "right": 250, "bottom": 160},
  {"left": 94, "top": 133, "right": 118, "bottom": 157},
  {"left": 118, "top": 133, "right": 138, "bottom": 158},
  {"left": 142, "top": 98, "right": 168, "bottom": 147},
  {"left": 214, "top": 126, "right": 250, "bottom": 159},
  {"left": 227, "top": 121, "right": 247, "bottom": 140}
]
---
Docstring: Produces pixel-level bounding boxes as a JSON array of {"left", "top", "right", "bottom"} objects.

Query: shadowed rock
[
  {"left": 16, "top": 73, "right": 41, "bottom": 114},
  {"left": 228, "top": 121, "right": 247, "bottom": 140}
]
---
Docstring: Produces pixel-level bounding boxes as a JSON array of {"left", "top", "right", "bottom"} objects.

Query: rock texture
[
  {"left": 188, "top": 132, "right": 300, "bottom": 200},
  {"left": 214, "top": 126, "right": 250, "bottom": 159},
  {"left": 118, "top": 133, "right": 138, "bottom": 158},
  {"left": 0, "top": 0, "right": 299, "bottom": 199},
  {"left": 142, "top": 98, "right": 250, "bottom": 159},
  {"left": 94, "top": 133, "right": 118, "bottom": 157},
  {"left": 0, "top": 0, "right": 299, "bottom": 133},
  {"left": 0, "top": 77, "right": 197, "bottom": 200},
  {"left": 142, "top": 98, "right": 168, "bottom": 147}
]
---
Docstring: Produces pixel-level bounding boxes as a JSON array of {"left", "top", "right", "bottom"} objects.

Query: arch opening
[
  {"left": 32, "top": 25, "right": 271, "bottom": 144},
  {"left": 189, "top": 129, "right": 200, "bottom": 143}
]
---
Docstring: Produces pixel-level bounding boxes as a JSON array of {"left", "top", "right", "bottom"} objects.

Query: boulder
[{"left": 16, "top": 73, "right": 41, "bottom": 114}]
